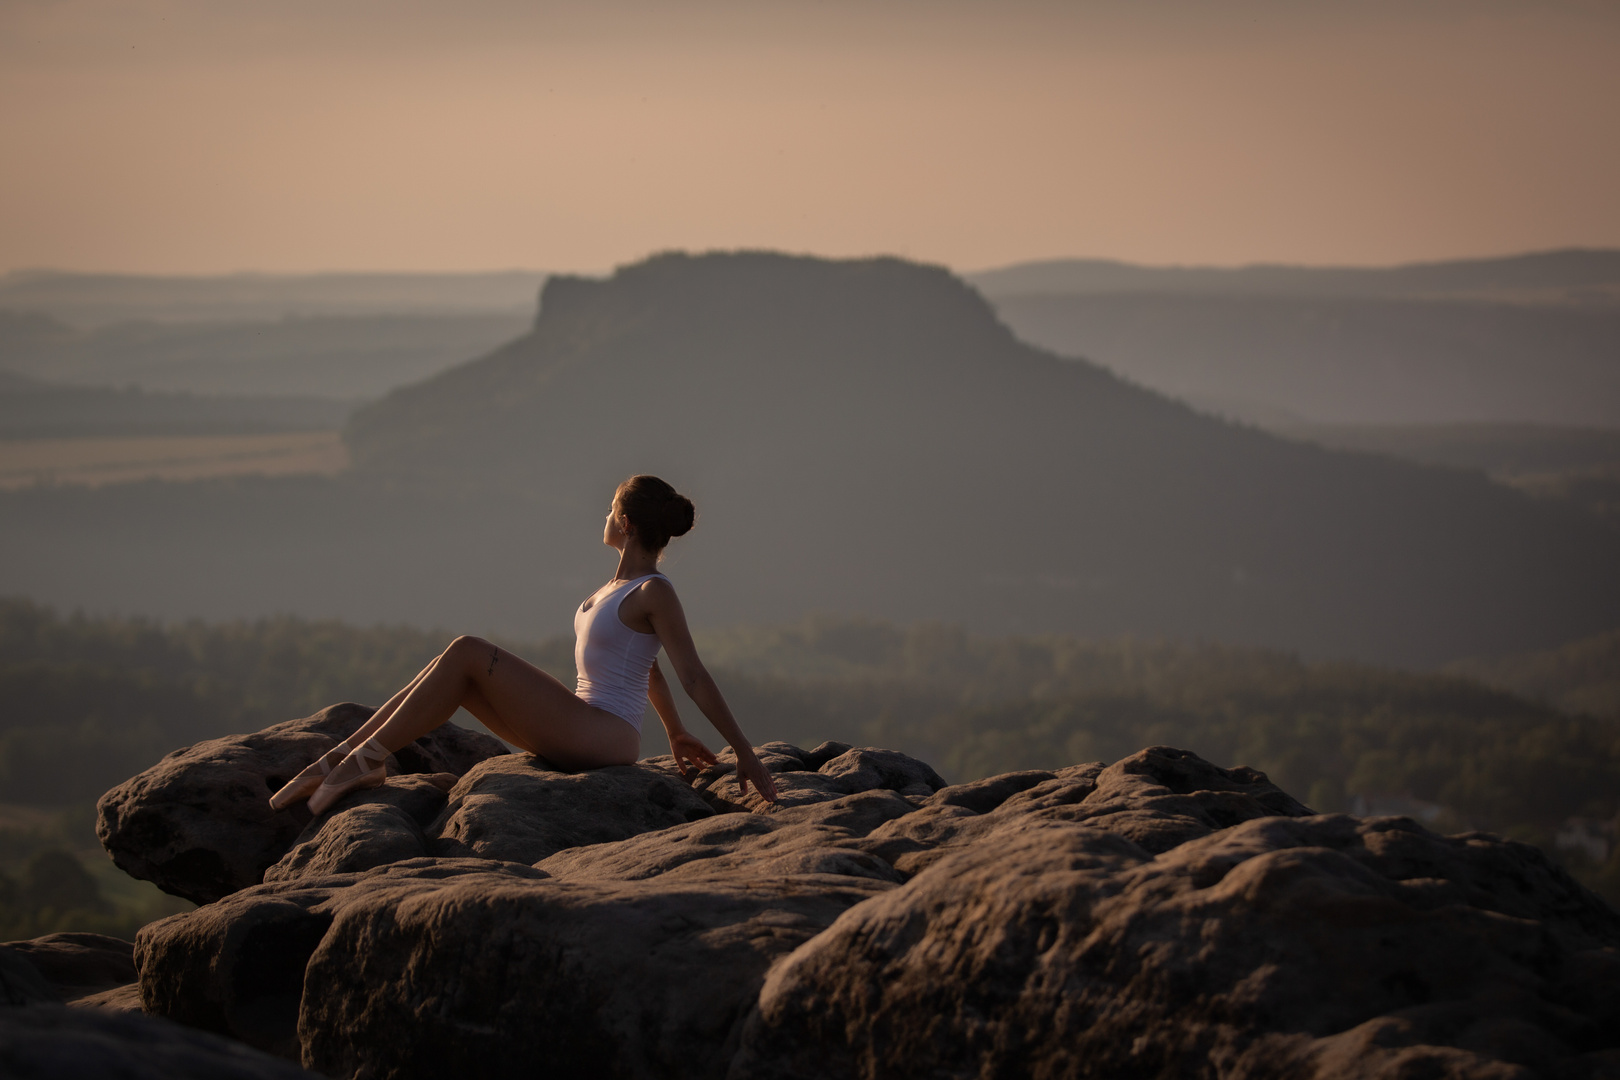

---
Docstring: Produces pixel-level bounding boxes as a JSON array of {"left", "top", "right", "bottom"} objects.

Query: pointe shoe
[
  {"left": 268, "top": 740, "right": 352, "bottom": 810},
  {"left": 306, "top": 737, "right": 392, "bottom": 816}
]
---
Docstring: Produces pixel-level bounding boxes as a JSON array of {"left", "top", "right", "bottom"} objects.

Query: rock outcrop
[
  {"left": 0, "top": 933, "right": 313, "bottom": 1077},
  {"left": 738, "top": 813, "right": 1620, "bottom": 1079},
  {"left": 1, "top": 932, "right": 138, "bottom": 1007},
  {"left": 0, "top": 1004, "right": 321, "bottom": 1079},
  {"left": 96, "top": 703, "right": 507, "bottom": 904},
  {"left": 99, "top": 719, "right": 1620, "bottom": 1080}
]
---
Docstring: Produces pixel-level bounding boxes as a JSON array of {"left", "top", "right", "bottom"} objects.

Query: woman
[{"left": 270, "top": 475, "right": 779, "bottom": 815}]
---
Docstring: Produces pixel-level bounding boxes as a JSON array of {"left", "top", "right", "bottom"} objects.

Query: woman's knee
[{"left": 445, "top": 635, "right": 493, "bottom": 668}]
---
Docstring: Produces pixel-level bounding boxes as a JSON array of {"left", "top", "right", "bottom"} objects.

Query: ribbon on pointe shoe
[
  {"left": 306, "top": 737, "right": 393, "bottom": 816},
  {"left": 268, "top": 739, "right": 353, "bottom": 810}
]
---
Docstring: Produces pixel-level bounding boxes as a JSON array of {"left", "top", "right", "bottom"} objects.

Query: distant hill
[
  {"left": 0, "top": 270, "right": 547, "bottom": 325},
  {"left": 967, "top": 249, "right": 1620, "bottom": 303},
  {"left": 0, "top": 309, "right": 531, "bottom": 400},
  {"left": 1272, "top": 422, "right": 1620, "bottom": 533},
  {"left": 981, "top": 292, "right": 1620, "bottom": 428},
  {"left": 336, "top": 251, "right": 1620, "bottom": 665},
  {"left": 0, "top": 371, "right": 351, "bottom": 438},
  {"left": 1447, "top": 627, "right": 1620, "bottom": 720},
  {"left": 1271, "top": 422, "right": 1620, "bottom": 476},
  {"left": 969, "top": 250, "right": 1620, "bottom": 428}
]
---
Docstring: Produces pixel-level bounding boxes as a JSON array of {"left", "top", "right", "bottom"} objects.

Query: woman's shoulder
[
  {"left": 619, "top": 572, "right": 679, "bottom": 627},
  {"left": 631, "top": 572, "right": 681, "bottom": 607}
]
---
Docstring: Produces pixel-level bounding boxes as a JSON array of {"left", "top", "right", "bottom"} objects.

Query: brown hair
[{"left": 614, "top": 475, "right": 695, "bottom": 553}]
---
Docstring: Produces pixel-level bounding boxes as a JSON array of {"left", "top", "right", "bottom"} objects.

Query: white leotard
[{"left": 573, "top": 573, "right": 666, "bottom": 731}]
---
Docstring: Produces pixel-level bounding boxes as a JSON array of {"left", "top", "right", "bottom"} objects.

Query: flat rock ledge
[{"left": 90, "top": 708, "right": 1620, "bottom": 1080}]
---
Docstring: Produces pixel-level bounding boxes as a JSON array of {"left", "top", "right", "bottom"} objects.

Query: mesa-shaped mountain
[{"left": 344, "top": 251, "right": 1620, "bottom": 665}]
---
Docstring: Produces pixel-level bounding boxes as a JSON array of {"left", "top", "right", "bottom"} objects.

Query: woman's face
[{"left": 603, "top": 503, "right": 629, "bottom": 550}]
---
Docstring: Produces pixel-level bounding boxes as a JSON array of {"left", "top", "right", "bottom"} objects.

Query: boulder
[
  {"left": 1, "top": 932, "right": 137, "bottom": 1004},
  {"left": 297, "top": 865, "right": 891, "bottom": 1080},
  {"left": 263, "top": 803, "right": 428, "bottom": 883},
  {"left": 0, "top": 946, "right": 58, "bottom": 1006},
  {"left": 134, "top": 856, "right": 891, "bottom": 1077},
  {"left": 263, "top": 775, "right": 452, "bottom": 884},
  {"left": 682, "top": 742, "right": 946, "bottom": 814},
  {"left": 733, "top": 813, "right": 1620, "bottom": 1080},
  {"left": 534, "top": 813, "right": 904, "bottom": 885},
  {"left": 426, "top": 754, "right": 718, "bottom": 863},
  {"left": 858, "top": 748, "right": 1314, "bottom": 877},
  {"left": 96, "top": 703, "right": 506, "bottom": 903},
  {"left": 73, "top": 983, "right": 145, "bottom": 1012},
  {"left": 106, "top": 729, "right": 1620, "bottom": 1079},
  {"left": 0, "top": 1003, "right": 320, "bottom": 1079},
  {"left": 135, "top": 858, "right": 546, "bottom": 1060},
  {"left": 753, "top": 789, "right": 918, "bottom": 834}
]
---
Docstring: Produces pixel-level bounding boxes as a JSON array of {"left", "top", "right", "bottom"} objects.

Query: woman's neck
[{"left": 613, "top": 544, "right": 660, "bottom": 581}]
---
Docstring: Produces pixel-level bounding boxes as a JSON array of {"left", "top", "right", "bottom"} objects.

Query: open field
[{"left": 0, "top": 431, "right": 348, "bottom": 489}]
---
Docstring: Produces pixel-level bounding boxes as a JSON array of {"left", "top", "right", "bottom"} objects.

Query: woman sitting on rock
[{"left": 271, "top": 474, "right": 779, "bottom": 815}]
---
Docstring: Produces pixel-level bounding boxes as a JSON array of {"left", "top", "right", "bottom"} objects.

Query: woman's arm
[
  {"left": 648, "top": 660, "right": 717, "bottom": 777},
  {"left": 640, "top": 579, "right": 779, "bottom": 802}
]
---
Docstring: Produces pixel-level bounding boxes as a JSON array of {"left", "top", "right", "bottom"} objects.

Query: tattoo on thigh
[{"left": 488, "top": 648, "right": 500, "bottom": 676}]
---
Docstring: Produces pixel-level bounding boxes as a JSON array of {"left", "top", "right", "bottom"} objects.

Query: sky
[{"left": 2, "top": 0, "right": 1618, "bottom": 276}]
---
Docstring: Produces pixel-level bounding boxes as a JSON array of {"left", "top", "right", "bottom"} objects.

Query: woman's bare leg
[
  {"left": 457, "top": 684, "right": 528, "bottom": 750},
  {"left": 348, "top": 661, "right": 434, "bottom": 746},
  {"left": 322, "top": 636, "right": 638, "bottom": 788},
  {"left": 269, "top": 660, "right": 442, "bottom": 808}
]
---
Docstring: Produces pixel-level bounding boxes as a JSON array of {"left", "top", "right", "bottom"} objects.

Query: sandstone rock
[
  {"left": 0, "top": 945, "right": 57, "bottom": 1006},
  {"left": 263, "top": 775, "right": 453, "bottom": 884},
  {"left": 427, "top": 753, "right": 717, "bottom": 863},
  {"left": 924, "top": 767, "right": 1058, "bottom": 812},
  {"left": 297, "top": 865, "right": 892, "bottom": 1080},
  {"left": 96, "top": 703, "right": 506, "bottom": 904},
  {"left": 110, "top": 732, "right": 1620, "bottom": 1079},
  {"left": 135, "top": 858, "right": 544, "bottom": 1059},
  {"left": 2, "top": 932, "right": 136, "bottom": 1003},
  {"left": 263, "top": 802, "right": 428, "bottom": 883},
  {"left": 733, "top": 813, "right": 1620, "bottom": 1080},
  {"left": 1068, "top": 744, "right": 1316, "bottom": 851},
  {"left": 73, "top": 982, "right": 145, "bottom": 1012},
  {"left": 534, "top": 812, "right": 904, "bottom": 885},
  {"left": 0, "top": 1003, "right": 320, "bottom": 1079},
  {"left": 135, "top": 855, "right": 890, "bottom": 1077},
  {"left": 765, "top": 789, "right": 918, "bottom": 834},
  {"left": 299, "top": 772, "right": 456, "bottom": 834},
  {"left": 859, "top": 749, "right": 1312, "bottom": 877},
  {"left": 685, "top": 742, "right": 946, "bottom": 814}
]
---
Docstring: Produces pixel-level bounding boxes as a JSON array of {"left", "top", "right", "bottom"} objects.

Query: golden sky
[{"left": 3, "top": 0, "right": 1618, "bottom": 274}]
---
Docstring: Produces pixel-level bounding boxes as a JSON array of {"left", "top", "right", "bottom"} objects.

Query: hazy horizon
[
  {"left": 4, "top": 1, "right": 1618, "bottom": 276},
  {"left": 8, "top": 245, "right": 1620, "bottom": 283}
]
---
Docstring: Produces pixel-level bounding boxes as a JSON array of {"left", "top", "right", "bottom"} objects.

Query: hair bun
[
  {"left": 664, "top": 495, "right": 695, "bottom": 538},
  {"left": 614, "top": 475, "right": 695, "bottom": 553}
]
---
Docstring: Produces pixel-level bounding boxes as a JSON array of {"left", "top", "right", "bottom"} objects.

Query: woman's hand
[
  {"left": 735, "top": 747, "right": 779, "bottom": 803},
  {"left": 668, "top": 730, "right": 718, "bottom": 778}
]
